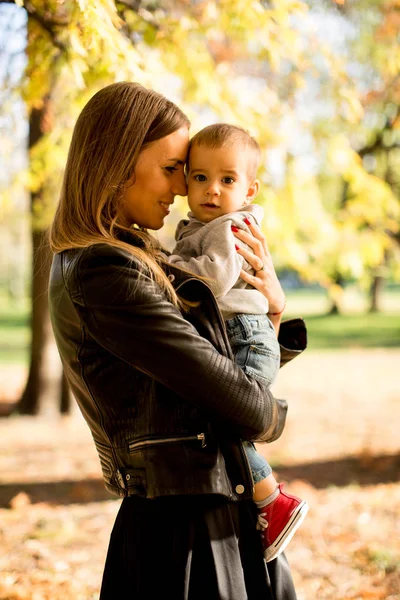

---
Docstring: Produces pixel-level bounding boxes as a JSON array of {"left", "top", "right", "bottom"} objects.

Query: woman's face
[{"left": 121, "top": 126, "right": 189, "bottom": 230}]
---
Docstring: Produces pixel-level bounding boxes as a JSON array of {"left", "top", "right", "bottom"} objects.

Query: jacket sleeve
[
  {"left": 71, "top": 245, "right": 281, "bottom": 442},
  {"left": 279, "top": 318, "right": 307, "bottom": 367},
  {"left": 168, "top": 220, "right": 246, "bottom": 298}
]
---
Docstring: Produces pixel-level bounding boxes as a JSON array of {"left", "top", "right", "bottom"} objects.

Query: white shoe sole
[{"left": 264, "top": 500, "right": 309, "bottom": 563}]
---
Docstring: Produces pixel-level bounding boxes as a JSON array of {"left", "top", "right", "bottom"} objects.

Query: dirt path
[{"left": 0, "top": 349, "right": 399, "bottom": 599}]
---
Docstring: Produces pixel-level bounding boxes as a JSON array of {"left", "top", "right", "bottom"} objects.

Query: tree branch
[
  {"left": 116, "top": 0, "right": 161, "bottom": 31},
  {"left": 23, "top": 1, "right": 68, "bottom": 52},
  {"left": 358, "top": 105, "right": 400, "bottom": 157},
  {"left": 116, "top": 0, "right": 141, "bottom": 11},
  {"left": 0, "top": 0, "right": 68, "bottom": 52}
]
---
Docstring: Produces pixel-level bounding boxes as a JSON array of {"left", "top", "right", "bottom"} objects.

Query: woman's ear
[
  {"left": 244, "top": 179, "right": 260, "bottom": 204},
  {"left": 126, "top": 171, "right": 136, "bottom": 187}
]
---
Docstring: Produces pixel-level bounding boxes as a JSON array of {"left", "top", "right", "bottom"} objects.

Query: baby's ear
[{"left": 244, "top": 179, "right": 260, "bottom": 204}]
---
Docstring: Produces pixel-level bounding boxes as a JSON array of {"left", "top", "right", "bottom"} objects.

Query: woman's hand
[{"left": 232, "top": 218, "right": 286, "bottom": 332}]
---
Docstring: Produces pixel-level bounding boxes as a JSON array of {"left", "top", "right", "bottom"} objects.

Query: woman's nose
[{"left": 171, "top": 170, "right": 187, "bottom": 197}]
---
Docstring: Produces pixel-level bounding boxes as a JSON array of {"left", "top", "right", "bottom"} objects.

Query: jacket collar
[{"left": 115, "top": 226, "right": 197, "bottom": 288}]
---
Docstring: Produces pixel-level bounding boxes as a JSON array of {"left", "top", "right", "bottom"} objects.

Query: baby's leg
[
  {"left": 227, "top": 315, "right": 308, "bottom": 560},
  {"left": 225, "top": 314, "right": 280, "bottom": 387},
  {"left": 242, "top": 440, "right": 279, "bottom": 500},
  {"left": 253, "top": 472, "right": 279, "bottom": 501},
  {"left": 243, "top": 441, "right": 308, "bottom": 562},
  {"left": 242, "top": 440, "right": 276, "bottom": 495},
  {"left": 243, "top": 442, "right": 308, "bottom": 562}
]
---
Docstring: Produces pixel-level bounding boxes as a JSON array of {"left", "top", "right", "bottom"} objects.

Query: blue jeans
[{"left": 225, "top": 314, "right": 280, "bottom": 484}]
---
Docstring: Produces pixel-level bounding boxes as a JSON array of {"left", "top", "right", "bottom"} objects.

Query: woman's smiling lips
[{"left": 159, "top": 201, "right": 172, "bottom": 215}]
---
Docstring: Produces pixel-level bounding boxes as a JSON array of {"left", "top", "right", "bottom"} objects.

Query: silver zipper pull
[{"left": 197, "top": 433, "right": 207, "bottom": 448}]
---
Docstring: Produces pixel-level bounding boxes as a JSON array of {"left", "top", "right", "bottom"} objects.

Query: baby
[{"left": 168, "top": 123, "right": 308, "bottom": 561}]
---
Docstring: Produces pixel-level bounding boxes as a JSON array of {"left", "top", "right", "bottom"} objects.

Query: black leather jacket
[{"left": 49, "top": 241, "right": 307, "bottom": 501}]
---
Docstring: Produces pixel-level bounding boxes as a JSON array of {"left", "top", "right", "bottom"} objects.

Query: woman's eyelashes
[{"left": 165, "top": 166, "right": 178, "bottom": 174}]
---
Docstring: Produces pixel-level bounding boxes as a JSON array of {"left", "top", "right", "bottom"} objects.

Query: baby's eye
[
  {"left": 165, "top": 166, "right": 178, "bottom": 174},
  {"left": 222, "top": 177, "right": 235, "bottom": 184},
  {"left": 194, "top": 174, "right": 207, "bottom": 182}
]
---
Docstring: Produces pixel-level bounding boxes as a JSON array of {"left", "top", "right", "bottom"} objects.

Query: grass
[
  {"left": 296, "top": 312, "right": 400, "bottom": 350},
  {"left": 0, "top": 297, "right": 30, "bottom": 364},
  {"left": 0, "top": 288, "right": 399, "bottom": 365},
  {"left": 284, "top": 286, "right": 400, "bottom": 350}
]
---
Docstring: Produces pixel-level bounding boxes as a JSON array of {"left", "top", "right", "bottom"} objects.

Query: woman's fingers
[
  {"left": 233, "top": 227, "right": 264, "bottom": 256},
  {"left": 239, "top": 268, "right": 266, "bottom": 292},
  {"left": 233, "top": 220, "right": 285, "bottom": 316},
  {"left": 233, "top": 230, "right": 267, "bottom": 271},
  {"left": 232, "top": 220, "right": 270, "bottom": 265},
  {"left": 236, "top": 243, "right": 264, "bottom": 272},
  {"left": 242, "top": 218, "right": 269, "bottom": 253}
]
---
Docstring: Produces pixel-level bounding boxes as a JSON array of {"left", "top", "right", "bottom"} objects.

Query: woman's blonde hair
[{"left": 49, "top": 81, "right": 190, "bottom": 305}]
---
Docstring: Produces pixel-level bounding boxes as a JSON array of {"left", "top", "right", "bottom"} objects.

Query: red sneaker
[{"left": 257, "top": 483, "right": 309, "bottom": 562}]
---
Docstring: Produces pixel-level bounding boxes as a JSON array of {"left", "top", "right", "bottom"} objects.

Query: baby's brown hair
[{"left": 188, "top": 123, "right": 261, "bottom": 179}]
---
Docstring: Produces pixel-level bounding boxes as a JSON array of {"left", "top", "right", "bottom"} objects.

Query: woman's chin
[
  {"left": 144, "top": 219, "right": 165, "bottom": 231},
  {"left": 151, "top": 220, "right": 165, "bottom": 231},
  {"left": 129, "top": 216, "right": 165, "bottom": 231}
]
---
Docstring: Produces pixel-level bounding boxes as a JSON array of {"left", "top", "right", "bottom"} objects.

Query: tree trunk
[
  {"left": 369, "top": 274, "right": 384, "bottom": 313},
  {"left": 18, "top": 229, "right": 53, "bottom": 414},
  {"left": 17, "top": 102, "right": 51, "bottom": 414},
  {"left": 327, "top": 274, "right": 344, "bottom": 315},
  {"left": 327, "top": 302, "right": 340, "bottom": 315},
  {"left": 327, "top": 181, "right": 349, "bottom": 315},
  {"left": 17, "top": 98, "right": 68, "bottom": 414}
]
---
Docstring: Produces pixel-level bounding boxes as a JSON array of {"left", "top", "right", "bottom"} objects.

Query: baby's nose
[{"left": 206, "top": 182, "right": 220, "bottom": 195}]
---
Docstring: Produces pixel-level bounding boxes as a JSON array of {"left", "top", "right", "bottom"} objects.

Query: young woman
[{"left": 49, "top": 81, "right": 306, "bottom": 599}]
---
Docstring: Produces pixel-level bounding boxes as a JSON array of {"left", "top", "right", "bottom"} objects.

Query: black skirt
[{"left": 100, "top": 495, "right": 297, "bottom": 600}]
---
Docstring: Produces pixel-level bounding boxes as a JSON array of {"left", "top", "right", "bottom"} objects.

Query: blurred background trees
[{"left": 0, "top": 0, "right": 399, "bottom": 413}]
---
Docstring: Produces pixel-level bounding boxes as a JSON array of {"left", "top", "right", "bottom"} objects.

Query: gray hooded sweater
[{"left": 168, "top": 204, "right": 269, "bottom": 319}]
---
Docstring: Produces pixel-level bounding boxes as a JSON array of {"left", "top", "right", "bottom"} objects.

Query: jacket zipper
[
  {"left": 176, "top": 276, "right": 254, "bottom": 494},
  {"left": 238, "top": 440, "right": 256, "bottom": 495},
  {"left": 129, "top": 433, "right": 206, "bottom": 452}
]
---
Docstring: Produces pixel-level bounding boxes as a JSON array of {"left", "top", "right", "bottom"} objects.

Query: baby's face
[{"left": 186, "top": 144, "right": 257, "bottom": 223}]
